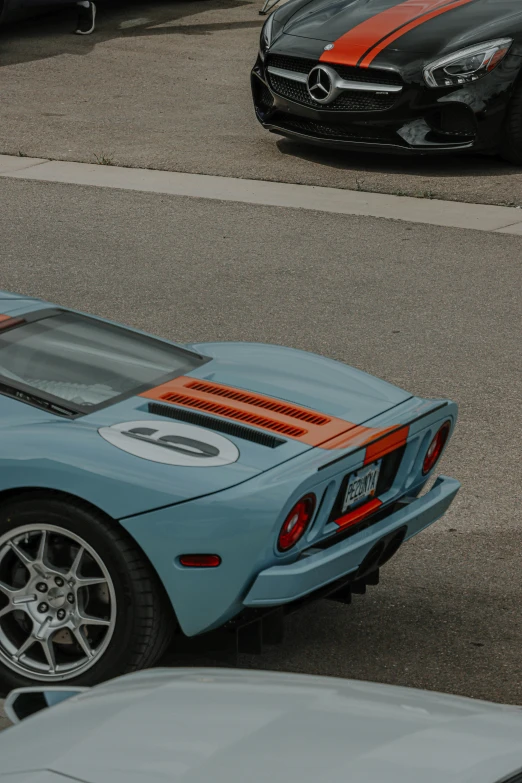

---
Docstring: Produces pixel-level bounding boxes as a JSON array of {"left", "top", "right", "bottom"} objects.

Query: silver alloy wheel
[{"left": 0, "top": 524, "right": 117, "bottom": 681}]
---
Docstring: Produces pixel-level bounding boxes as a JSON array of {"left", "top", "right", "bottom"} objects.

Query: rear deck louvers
[
  {"left": 184, "top": 380, "right": 331, "bottom": 426},
  {"left": 154, "top": 391, "right": 306, "bottom": 438},
  {"left": 140, "top": 376, "right": 349, "bottom": 446},
  {"left": 147, "top": 402, "right": 286, "bottom": 448}
]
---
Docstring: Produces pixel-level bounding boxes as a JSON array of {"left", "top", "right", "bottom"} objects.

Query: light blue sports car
[{"left": 0, "top": 290, "right": 460, "bottom": 693}]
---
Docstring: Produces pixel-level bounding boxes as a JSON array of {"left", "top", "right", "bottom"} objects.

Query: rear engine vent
[
  {"left": 184, "top": 380, "right": 331, "bottom": 426},
  {"left": 148, "top": 402, "right": 286, "bottom": 448},
  {"left": 155, "top": 391, "right": 307, "bottom": 438}
]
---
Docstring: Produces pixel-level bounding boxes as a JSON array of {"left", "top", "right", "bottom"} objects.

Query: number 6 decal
[{"left": 99, "top": 420, "right": 239, "bottom": 466}]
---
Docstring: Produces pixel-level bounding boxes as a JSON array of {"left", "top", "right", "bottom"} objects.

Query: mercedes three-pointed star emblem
[{"left": 307, "top": 65, "right": 335, "bottom": 104}]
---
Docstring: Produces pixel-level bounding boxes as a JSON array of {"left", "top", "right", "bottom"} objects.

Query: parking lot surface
[
  {"left": 1, "top": 0, "right": 522, "bottom": 731},
  {"left": 1, "top": 0, "right": 522, "bottom": 207},
  {"left": 0, "top": 175, "right": 520, "bottom": 732}
]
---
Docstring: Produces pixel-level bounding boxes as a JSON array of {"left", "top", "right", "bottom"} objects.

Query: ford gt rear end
[
  {"left": 125, "top": 377, "right": 459, "bottom": 645},
  {"left": 251, "top": 0, "right": 522, "bottom": 161},
  {"left": 0, "top": 291, "right": 459, "bottom": 692}
]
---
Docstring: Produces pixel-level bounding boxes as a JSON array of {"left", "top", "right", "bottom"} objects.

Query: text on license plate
[{"left": 342, "top": 461, "right": 381, "bottom": 513}]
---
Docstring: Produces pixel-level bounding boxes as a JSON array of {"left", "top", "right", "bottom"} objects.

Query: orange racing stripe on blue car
[{"left": 140, "top": 375, "right": 410, "bottom": 451}]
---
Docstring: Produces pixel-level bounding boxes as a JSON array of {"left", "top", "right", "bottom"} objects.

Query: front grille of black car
[
  {"left": 268, "top": 74, "right": 397, "bottom": 112},
  {"left": 267, "top": 54, "right": 404, "bottom": 87},
  {"left": 272, "top": 116, "right": 400, "bottom": 144}
]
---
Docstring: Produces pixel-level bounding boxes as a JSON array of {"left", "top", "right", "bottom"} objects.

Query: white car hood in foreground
[{"left": 1, "top": 668, "right": 522, "bottom": 783}]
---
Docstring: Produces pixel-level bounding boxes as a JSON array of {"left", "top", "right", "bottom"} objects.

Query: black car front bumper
[{"left": 252, "top": 50, "right": 521, "bottom": 155}]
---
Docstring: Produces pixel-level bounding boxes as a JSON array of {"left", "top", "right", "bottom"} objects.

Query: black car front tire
[{"left": 0, "top": 495, "right": 174, "bottom": 696}]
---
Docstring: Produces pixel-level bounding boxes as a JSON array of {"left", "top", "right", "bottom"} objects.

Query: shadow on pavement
[
  {"left": 0, "top": 0, "right": 256, "bottom": 66},
  {"left": 276, "top": 137, "right": 520, "bottom": 184}
]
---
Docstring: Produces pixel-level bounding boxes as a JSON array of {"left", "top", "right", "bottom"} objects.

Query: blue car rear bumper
[
  {"left": 243, "top": 475, "right": 460, "bottom": 607},
  {"left": 122, "top": 471, "right": 459, "bottom": 637}
]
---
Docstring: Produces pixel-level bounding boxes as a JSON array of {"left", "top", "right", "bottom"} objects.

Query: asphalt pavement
[
  {"left": 1, "top": 0, "right": 522, "bottom": 207},
  {"left": 0, "top": 176, "right": 520, "bottom": 729}
]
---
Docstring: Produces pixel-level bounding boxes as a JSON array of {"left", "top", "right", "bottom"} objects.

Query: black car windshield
[{"left": 0, "top": 311, "right": 204, "bottom": 411}]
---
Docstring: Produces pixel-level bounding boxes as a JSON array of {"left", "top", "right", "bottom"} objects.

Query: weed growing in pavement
[{"left": 93, "top": 153, "right": 115, "bottom": 166}]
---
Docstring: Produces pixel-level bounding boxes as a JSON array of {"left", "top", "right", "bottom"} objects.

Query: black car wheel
[
  {"left": 501, "top": 80, "right": 522, "bottom": 165},
  {"left": 0, "top": 495, "right": 174, "bottom": 696}
]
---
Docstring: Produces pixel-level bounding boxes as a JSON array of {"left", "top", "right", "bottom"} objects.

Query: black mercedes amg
[{"left": 251, "top": 0, "right": 522, "bottom": 162}]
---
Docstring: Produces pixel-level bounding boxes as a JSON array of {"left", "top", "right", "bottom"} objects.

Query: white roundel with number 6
[{"left": 98, "top": 420, "right": 240, "bottom": 467}]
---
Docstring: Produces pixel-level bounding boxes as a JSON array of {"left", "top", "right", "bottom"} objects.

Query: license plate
[{"left": 342, "top": 461, "right": 381, "bottom": 513}]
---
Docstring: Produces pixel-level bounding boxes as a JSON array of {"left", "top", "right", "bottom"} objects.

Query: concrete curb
[{"left": 1, "top": 154, "right": 522, "bottom": 234}]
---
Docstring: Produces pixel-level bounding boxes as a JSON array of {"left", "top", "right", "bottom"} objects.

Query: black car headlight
[
  {"left": 423, "top": 38, "right": 513, "bottom": 88},
  {"left": 259, "top": 13, "right": 275, "bottom": 61}
]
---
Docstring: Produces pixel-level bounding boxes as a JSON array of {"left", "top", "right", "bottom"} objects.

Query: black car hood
[{"left": 281, "top": 0, "right": 522, "bottom": 59}]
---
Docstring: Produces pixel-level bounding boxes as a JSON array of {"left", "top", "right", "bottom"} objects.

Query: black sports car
[{"left": 251, "top": 0, "right": 522, "bottom": 162}]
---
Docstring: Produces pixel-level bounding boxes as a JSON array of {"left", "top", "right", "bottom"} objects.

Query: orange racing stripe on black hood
[{"left": 319, "top": 0, "right": 478, "bottom": 68}]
